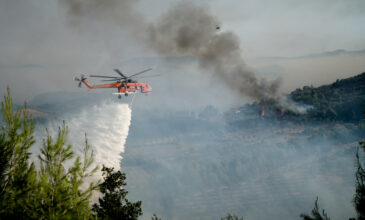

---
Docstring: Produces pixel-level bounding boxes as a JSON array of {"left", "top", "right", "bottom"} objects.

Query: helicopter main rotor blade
[
  {"left": 114, "top": 69, "right": 128, "bottom": 79},
  {"left": 128, "top": 68, "right": 153, "bottom": 78},
  {"left": 134, "top": 74, "right": 161, "bottom": 79},
  {"left": 101, "top": 79, "right": 123, "bottom": 82},
  {"left": 90, "top": 75, "right": 121, "bottom": 78}
]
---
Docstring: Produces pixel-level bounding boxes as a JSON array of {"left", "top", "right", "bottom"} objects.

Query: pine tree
[
  {"left": 353, "top": 110, "right": 365, "bottom": 220},
  {"left": 354, "top": 141, "right": 365, "bottom": 220},
  {"left": 300, "top": 197, "right": 330, "bottom": 220},
  {"left": 31, "top": 123, "right": 99, "bottom": 219},
  {"left": 221, "top": 213, "right": 244, "bottom": 220},
  {"left": 0, "top": 89, "right": 144, "bottom": 219},
  {"left": 151, "top": 213, "right": 162, "bottom": 220},
  {"left": 92, "top": 165, "right": 142, "bottom": 220},
  {"left": 68, "top": 136, "right": 100, "bottom": 219},
  {"left": 0, "top": 88, "right": 36, "bottom": 219}
]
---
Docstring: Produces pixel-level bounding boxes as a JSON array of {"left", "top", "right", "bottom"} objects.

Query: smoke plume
[
  {"left": 34, "top": 101, "right": 132, "bottom": 175},
  {"left": 59, "top": 0, "right": 145, "bottom": 37},
  {"left": 147, "top": 3, "right": 282, "bottom": 104},
  {"left": 59, "top": 0, "right": 298, "bottom": 110}
]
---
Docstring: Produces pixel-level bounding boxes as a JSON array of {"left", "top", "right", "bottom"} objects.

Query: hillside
[
  {"left": 227, "top": 72, "right": 365, "bottom": 124},
  {"left": 290, "top": 72, "right": 365, "bottom": 122}
]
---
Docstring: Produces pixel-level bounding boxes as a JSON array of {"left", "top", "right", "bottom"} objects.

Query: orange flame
[
  {"left": 261, "top": 105, "right": 265, "bottom": 119},
  {"left": 280, "top": 108, "right": 285, "bottom": 116}
]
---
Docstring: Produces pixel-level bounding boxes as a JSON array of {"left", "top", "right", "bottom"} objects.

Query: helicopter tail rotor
[{"left": 74, "top": 74, "right": 87, "bottom": 87}]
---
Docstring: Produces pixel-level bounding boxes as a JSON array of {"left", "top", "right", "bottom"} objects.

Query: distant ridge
[
  {"left": 258, "top": 49, "right": 365, "bottom": 60},
  {"left": 228, "top": 72, "right": 365, "bottom": 123},
  {"left": 285, "top": 72, "right": 365, "bottom": 122}
]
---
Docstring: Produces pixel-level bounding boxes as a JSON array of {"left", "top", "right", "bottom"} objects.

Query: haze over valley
[{"left": 1, "top": 0, "right": 365, "bottom": 219}]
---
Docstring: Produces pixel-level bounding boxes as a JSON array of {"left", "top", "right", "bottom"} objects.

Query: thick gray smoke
[
  {"left": 59, "top": 0, "right": 287, "bottom": 108},
  {"left": 59, "top": 0, "right": 145, "bottom": 38},
  {"left": 147, "top": 3, "right": 282, "bottom": 104}
]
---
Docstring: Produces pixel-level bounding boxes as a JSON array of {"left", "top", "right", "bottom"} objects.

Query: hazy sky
[
  {"left": 139, "top": 0, "right": 365, "bottom": 57},
  {"left": 0, "top": 0, "right": 364, "bottom": 105}
]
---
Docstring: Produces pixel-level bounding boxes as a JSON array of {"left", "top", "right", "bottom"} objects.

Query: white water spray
[{"left": 34, "top": 100, "right": 132, "bottom": 175}]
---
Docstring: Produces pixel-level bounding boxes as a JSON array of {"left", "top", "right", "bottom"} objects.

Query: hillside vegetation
[
  {"left": 227, "top": 72, "right": 365, "bottom": 124},
  {"left": 291, "top": 72, "right": 365, "bottom": 122}
]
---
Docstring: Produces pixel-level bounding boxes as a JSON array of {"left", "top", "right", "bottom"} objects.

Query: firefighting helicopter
[{"left": 74, "top": 68, "right": 153, "bottom": 99}]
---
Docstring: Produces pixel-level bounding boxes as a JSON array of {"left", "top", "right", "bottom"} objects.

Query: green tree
[
  {"left": 31, "top": 123, "right": 99, "bottom": 219},
  {"left": 0, "top": 88, "right": 36, "bottom": 219},
  {"left": 92, "top": 165, "right": 142, "bottom": 220},
  {"left": 300, "top": 197, "right": 330, "bottom": 220},
  {"left": 353, "top": 110, "right": 365, "bottom": 220},
  {"left": 221, "top": 213, "right": 244, "bottom": 220},
  {"left": 0, "top": 89, "right": 144, "bottom": 219},
  {"left": 354, "top": 140, "right": 365, "bottom": 220},
  {"left": 151, "top": 213, "right": 161, "bottom": 220}
]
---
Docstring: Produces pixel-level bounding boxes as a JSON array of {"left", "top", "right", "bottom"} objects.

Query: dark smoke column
[
  {"left": 147, "top": 3, "right": 282, "bottom": 104},
  {"left": 59, "top": 0, "right": 284, "bottom": 106}
]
